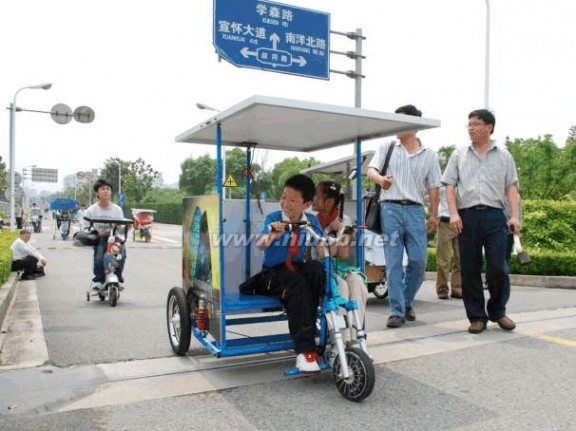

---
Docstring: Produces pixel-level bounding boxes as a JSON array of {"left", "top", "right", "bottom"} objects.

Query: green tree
[
  {"left": 259, "top": 157, "right": 321, "bottom": 200},
  {"left": 437, "top": 145, "right": 456, "bottom": 172},
  {"left": 0, "top": 155, "right": 7, "bottom": 195},
  {"left": 506, "top": 135, "right": 565, "bottom": 199},
  {"left": 142, "top": 188, "right": 186, "bottom": 205},
  {"left": 179, "top": 154, "right": 216, "bottom": 195},
  {"left": 224, "top": 148, "right": 262, "bottom": 198},
  {"left": 100, "top": 158, "right": 159, "bottom": 207}
]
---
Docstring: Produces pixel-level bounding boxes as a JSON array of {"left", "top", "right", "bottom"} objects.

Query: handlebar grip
[{"left": 268, "top": 220, "right": 308, "bottom": 233}]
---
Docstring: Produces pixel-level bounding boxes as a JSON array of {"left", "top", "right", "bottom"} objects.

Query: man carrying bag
[
  {"left": 366, "top": 104, "right": 442, "bottom": 328},
  {"left": 364, "top": 144, "right": 394, "bottom": 234}
]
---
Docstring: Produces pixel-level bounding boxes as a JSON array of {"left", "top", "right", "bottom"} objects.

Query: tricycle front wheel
[
  {"left": 333, "top": 347, "right": 375, "bottom": 402},
  {"left": 166, "top": 287, "right": 191, "bottom": 356}
]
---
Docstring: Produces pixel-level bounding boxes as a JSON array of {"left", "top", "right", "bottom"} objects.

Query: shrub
[
  {"left": 426, "top": 247, "right": 576, "bottom": 276},
  {"left": 522, "top": 200, "right": 576, "bottom": 251},
  {"left": 0, "top": 231, "right": 19, "bottom": 284},
  {"left": 142, "top": 203, "right": 182, "bottom": 224}
]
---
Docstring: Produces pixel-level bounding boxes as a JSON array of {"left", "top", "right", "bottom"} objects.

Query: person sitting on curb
[{"left": 11, "top": 229, "right": 47, "bottom": 280}]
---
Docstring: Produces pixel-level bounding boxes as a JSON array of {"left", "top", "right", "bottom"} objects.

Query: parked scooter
[{"left": 75, "top": 217, "right": 133, "bottom": 307}]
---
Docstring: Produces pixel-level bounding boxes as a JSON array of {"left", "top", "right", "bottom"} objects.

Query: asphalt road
[{"left": 1, "top": 219, "right": 576, "bottom": 430}]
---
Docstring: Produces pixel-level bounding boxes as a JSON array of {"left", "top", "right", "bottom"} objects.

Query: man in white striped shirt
[{"left": 367, "top": 104, "right": 442, "bottom": 328}]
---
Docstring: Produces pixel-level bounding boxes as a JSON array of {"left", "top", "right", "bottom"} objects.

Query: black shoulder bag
[{"left": 364, "top": 144, "right": 395, "bottom": 234}]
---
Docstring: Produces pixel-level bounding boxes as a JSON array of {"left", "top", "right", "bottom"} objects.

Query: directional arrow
[
  {"left": 240, "top": 47, "right": 257, "bottom": 58},
  {"left": 292, "top": 56, "right": 307, "bottom": 67},
  {"left": 270, "top": 33, "right": 280, "bottom": 50}
]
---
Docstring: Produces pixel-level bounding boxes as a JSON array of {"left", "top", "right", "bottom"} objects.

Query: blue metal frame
[
  {"left": 355, "top": 138, "right": 365, "bottom": 269},
  {"left": 191, "top": 123, "right": 367, "bottom": 358},
  {"left": 245, "top": 146, "right": 252, "bottom": 282},
  {"left": 188, "top": 124, "right": 294, "bottom": 358}
]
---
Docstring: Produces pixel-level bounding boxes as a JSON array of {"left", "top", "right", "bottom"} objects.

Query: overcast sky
[{"left": 1, "top": 0, "right": 575, "bottom": 192}]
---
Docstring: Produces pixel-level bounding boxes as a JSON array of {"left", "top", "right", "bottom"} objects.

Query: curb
[
  {"left": 0, "top": 274, "right": 19, "bottom": 330},
  {"left": 425, "top": 272, "right": 576, "bottom": 289}
]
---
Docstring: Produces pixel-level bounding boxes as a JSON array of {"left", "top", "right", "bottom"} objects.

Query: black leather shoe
[
  {"left": 405, "top": 306, "right": 416, "bottom": 321},
  {"left": 450, "top": 292, "right": 462, "bottom": 299},
  {"left": 20, "top": 274, "right": 36, "bottom": 281}
]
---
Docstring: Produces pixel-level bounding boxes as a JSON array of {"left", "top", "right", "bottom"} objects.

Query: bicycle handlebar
[{"left": 268, "top": 220, "right": 356, "bottom": 247}]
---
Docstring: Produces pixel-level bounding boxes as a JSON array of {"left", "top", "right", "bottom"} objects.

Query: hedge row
[
  {"left": 141, "top": 198, "right": 576, "bottom": 276},
  {"left": 128, "top": 202, "right": 182, "bottom": 225},
  {"left": 426, "top": 248, "right": 576, "bottom": 276},
  {"left": 522, "top": 200, "right": 576, "bottom": 252},
  {"left": 0, "top": 231, "right": 19, "bottom": 285}
]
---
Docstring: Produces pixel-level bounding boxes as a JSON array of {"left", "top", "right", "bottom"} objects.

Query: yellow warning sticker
[{"left": 224, "top": 175, "right": 238, "bottom": 187}]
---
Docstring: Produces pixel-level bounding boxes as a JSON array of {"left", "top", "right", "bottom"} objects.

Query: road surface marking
[
  {"left": 533, "top": 334, "right": 576, "bottom": 347},
  {"left": 152, "top": 235, "right": 179, "bottom": 244}
]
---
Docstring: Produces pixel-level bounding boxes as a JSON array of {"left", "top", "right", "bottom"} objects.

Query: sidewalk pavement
[
  {"left": 1, "top": 272, "right": 574, "bottom": 333},
  {"left": 424, "top": 271, "right": 576, "bottom": 289},
  {"left": 0, "top": 273, "right": 19, "bottom": 331}
]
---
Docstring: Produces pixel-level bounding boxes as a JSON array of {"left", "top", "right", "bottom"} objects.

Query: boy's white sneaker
[
  {"left": 92, "top": 282, "right": 102, "bottom": 292},
  {"left": 295, "top": 352, "right": 320, "bottom": 373}
]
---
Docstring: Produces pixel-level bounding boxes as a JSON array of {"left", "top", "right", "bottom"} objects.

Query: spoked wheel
[
  {"left": 166, "top": 287, "right": 191, "bottom": 355},
  {"left": 109, "top": 287, "right": 118, "bottom": 307},
  {"left": 332, "top": 347, "right": 375, "bottom": 401}
]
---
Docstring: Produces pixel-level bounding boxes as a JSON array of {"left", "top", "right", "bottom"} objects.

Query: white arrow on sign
[
  {"left": 269, "top": 33, "right": 280, "bottom": 50},
  {"left": 292, "top": 56, "right": 307, "bottom": 67},
  {"left": 240, "top": 47, "right": 257, "bottom": 58}
]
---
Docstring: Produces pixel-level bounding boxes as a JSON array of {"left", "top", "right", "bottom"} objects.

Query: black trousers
[
  {"left": 254, "top": 261, "right": 325, "bottom": 354},
  {"left": 11, "top": 255, "right": 39, "bottom": 276}
]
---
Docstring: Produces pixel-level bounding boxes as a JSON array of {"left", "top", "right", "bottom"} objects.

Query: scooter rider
[
  {"left": 82, "top": 178, "right": 126, "bottom": 290},
  {"left": 30, "top": 203, "right": 43, "bottom": 232}
]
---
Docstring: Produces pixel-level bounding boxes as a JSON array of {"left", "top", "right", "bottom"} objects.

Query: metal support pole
[
  {"left": 354, "top": 28, "right": 363, "bottom": 109},
  {"left": 484, "top": 0, "right": 491, "bottom": 109},
  {"left": 8, "top": 83, "right": 52, "bottom": 231},
  {"left": 9, "top": 102, "right": 16, "bottom": 231},
  {"left": 118, "top": 163, "right": 122, "bottom": 195}
]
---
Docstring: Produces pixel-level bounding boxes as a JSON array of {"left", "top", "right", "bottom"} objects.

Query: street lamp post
[
  {"left": 117, "top": 162, "right": 122, "bottom": 195},
  {"left": 484, "top": 0, "right": 491, "bottom": 109},
  {"left": 8, "top": 83, "right": 52, "bottom": 231}
]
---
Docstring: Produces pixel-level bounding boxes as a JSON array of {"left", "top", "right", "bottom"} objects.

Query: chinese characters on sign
[{"left": 213, "top": 0, "right": 330, "bottom": 79}]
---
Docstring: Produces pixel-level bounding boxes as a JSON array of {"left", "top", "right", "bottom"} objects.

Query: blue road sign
[
  {"left": 118, "top": 193, "right": 125, "bottom": 208},
  {"left": 213, "top": 0, "right": 330, "bottom": 80}
]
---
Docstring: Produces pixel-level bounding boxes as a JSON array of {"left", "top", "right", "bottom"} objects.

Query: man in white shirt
[{"left": 11, "top": 229, "right": 47, "bottom": 280}]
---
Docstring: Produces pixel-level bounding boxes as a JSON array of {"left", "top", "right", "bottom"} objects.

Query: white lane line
[{"left": 151, "top": 235, "right": 179, "bottom": 244}]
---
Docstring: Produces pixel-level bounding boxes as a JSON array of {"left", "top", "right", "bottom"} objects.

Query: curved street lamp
[{"left": 9, "top": 83, "right": 52, "bottom": 231}]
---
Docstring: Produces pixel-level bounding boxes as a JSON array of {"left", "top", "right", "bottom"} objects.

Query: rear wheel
[
  {"left": 333, "top": 347, "right": 375, "bottom": 401},
  {"left": 167, "top": 287, "right": 191, "bottom": 355}
]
